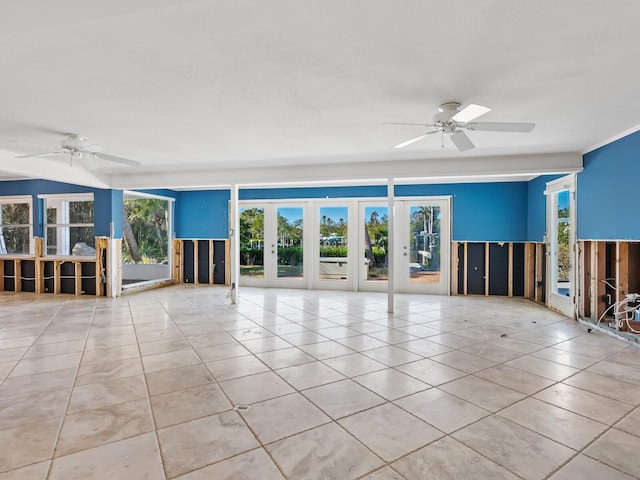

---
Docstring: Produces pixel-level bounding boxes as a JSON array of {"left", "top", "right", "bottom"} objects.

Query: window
[
  {"left": 0, "top": 196, "right": 33, "bottom": 254},
  {"left": 40, "top": 194, "right": 95, "bottom": 256}
]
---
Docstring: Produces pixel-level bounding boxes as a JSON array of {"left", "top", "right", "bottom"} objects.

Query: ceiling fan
[
  {"left": 391, "top": 102, "right": 535, "bottom": 151},
  {"left": 13, "top": 133, "right": 140, "bottom": 167}
]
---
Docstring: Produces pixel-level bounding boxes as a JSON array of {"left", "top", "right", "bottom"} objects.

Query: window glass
[{"left": 0, "top": 198, "right": 32, "bottom": 254}]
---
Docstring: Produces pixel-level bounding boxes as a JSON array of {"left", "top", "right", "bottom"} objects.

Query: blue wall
[
  {"left": 176, "top": 190, "right": 230, "bottom": 238},
  {"left": 526, "top": 175, "right": 563, "bottom": 242},
  {"left": 578, "top": 130, "right": 640, "bottom": 240},
  {"left": 1, "top": 175, "right": 565, "bottom": 244},
  {"left": 241, "top": 182, "right": 530, "bottom": 242},
  {"left": 0, "top": 179, "right": 120, "bottom": 237},
  {"left": 395, "top": 183, "right": 528, "bottom": 242},
  {"left": 241, "top": 185, "right": 387, "bottom": 200}
]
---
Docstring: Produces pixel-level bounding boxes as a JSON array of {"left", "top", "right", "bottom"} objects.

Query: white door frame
[
  {"left": 311, "top": 200, "right": 357, "bottom": 291},
  {"left": 395, "top": 197, "right": 451, "bottom": 295},
  {"left": 545, "top": 174, "right": 577, "bottom": 318},
  {"left": 358, "top": 201, "right": 390, "bottom": 292}
]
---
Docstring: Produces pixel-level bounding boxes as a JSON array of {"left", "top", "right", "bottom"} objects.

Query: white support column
[
  {"left": 387, "top": 177, "right": 395, "bottom": 314},
  {"left": 230, "top": 184, "right": 240, "bottom": 304}
]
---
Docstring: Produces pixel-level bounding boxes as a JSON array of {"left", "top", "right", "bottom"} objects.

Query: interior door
[
  {"left": 546, "top": 175, "right": 576, "bottom": 317},
  {"left": 397, "top": 198, "right": 451, "bottom": 295},
  {"left": 358, "top": 203, "right": 389, "bottom": 292}
]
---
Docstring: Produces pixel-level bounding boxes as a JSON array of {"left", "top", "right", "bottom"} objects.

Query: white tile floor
[{"left": 1, "top": 286, "right": 640, "bottom": 479}]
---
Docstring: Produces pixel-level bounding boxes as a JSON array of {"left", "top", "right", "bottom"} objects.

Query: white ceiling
[{"left": 0, "top": 1, "right": 637, "bottom": 189}]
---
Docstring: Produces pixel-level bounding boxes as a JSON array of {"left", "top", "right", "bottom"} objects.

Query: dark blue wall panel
[
  {"left": 176, "top": 190, "right": 230, "bottom": 238},
  {"left": 578, "top": 130, "right": 640, "bottom": 240}
]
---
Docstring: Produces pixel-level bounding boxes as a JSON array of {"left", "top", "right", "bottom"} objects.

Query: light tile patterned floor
[{"left": 1, "top": 286, "right": 639, "bottom": 479}]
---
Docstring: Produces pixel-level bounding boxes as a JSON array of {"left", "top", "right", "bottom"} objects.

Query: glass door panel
[
  {"left": 239, "top": 207, "right": 265, "bottom": 280},
  {"left": 359, "top": 204, "right": 388, "bottom": 291},
  {"left": 318, "top": 206, "right": 349, "bottom": 282},
  {"left": 554, "top": 190, "right": 571, "bottom": 298},
  {"left": 408, "top": 204, "right": 442, "bottom": 285},
  {"left": 277, "top": 207, "right": 304, "bottom": 279}
]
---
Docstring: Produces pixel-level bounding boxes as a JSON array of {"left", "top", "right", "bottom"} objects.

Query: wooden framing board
[
  {"left": 451, "top": 241, "right": 459, "bottom": 295},
  {"left": 463, "top": 242, "right": 468, "bottom": 295},
  {"left": 484, "top": 243, "right": 489, "bottom": 296},
  {"left": 616, "top": 241, "right": 629, "bottom": 305},
  {"left": 508, "top": 243, "right": 514, "bottom": 297},
  {"left": 75, "top": 262, "right": 82, "bottom": 295},
  {"left": 172, "top": 239, "right": 182, "bottom": 283},
  {"left": 209, "top": 240, "right": 215, "bottom": 285},
  {"left": 534, "top": 243, "right": 544, "bottom": 303},
  {"left": 578, "top": 241, "right": 592, "bottom": 318},
  {"left": 524, "top": 243, "right": 535, "bottom": 300},
  {"left": 193, "top": 240, "right": 199, "bottom": 284},
  {"left": 225, "top": 240, "right": 231, "bottom": 286}
]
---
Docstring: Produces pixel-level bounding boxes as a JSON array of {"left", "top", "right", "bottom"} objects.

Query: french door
[
  {"left": 239, "top": 197, "right": 451, "bottom": 295},
  {"left": 357, "top": 198, "right": 450, "bottom": 294},
  {"left": 239, "top": 203, "right": 307, "bottom": 288},
  {"left": 546, "top": 175, "right": 576, "bottom": 318}
]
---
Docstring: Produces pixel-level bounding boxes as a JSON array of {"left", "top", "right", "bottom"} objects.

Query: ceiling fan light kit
[{"left": 392, "top": 102, "right": 535, "bottom": 151}]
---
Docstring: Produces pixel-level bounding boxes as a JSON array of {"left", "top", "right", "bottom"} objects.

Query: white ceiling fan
[
  {"left": 391, "top": 102, "right": 535, "bottom": 151},
  {"left": 13, "top": 133, "right": 140, "bottom": 167}
]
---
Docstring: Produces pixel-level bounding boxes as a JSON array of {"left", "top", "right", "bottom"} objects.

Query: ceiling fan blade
[
  {"left": 14, "top": 152, "right": 62, "bottom": 158},
  {"left": 95, "top": 153, "right": 141, "bottom": 167},
  {"left": 450, "top": 131, "right": 475, "bottom": 152},
  {"left": 81, "top": 144, "right": 106, "bottom": 153},
  {"left": 386, "top": 122, "right": 435, "bottom": 127},
  {"left": 466, "top": 122, "right": 535, "bottom": 133},
  {"left": 393, "top": 131, "right": 437, "bottom": 149},
  {"left": 451, "top": 104, "right": 491, "bottom": 123}
]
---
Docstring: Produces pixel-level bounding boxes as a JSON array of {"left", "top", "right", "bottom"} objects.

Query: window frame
[
  {"left": 39, "top": 193, "right": 95, "bottom": 257},
  {"left": 0, "top": 195, "right": 34, "bottom": 255}
]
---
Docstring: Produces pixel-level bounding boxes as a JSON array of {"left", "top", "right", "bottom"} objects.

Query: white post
[
  {"left": 387, "top": 177, "right": 395, "bottom": 314},
  {"left": 230, "top": 184, "right": 240, "bottom": 304}
]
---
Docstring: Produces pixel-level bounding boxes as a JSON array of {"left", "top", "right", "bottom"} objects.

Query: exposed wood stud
[
  {"left": 451, "top": 241, "right": 459, "bottom": 296},
  {"left": 15, "top": 260, "right": 22, "bottom": 293},
  {"left": 463, "top": 242, "right": 468, "bottom": 295},
  {"left": 75, "top": 262, "right": 82, "bottom": 295},
  {"left": 193, "top": 239, "right": 199, "bottom": 285},
  {"left": 209, "top": 240, "right": 215, "bottom": 285},
  {"left": 508, "top": 243, "right": 514, "bottom": 297},
  {"left": 484, "top": 242, "right": 490, "bottom": 296}
]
